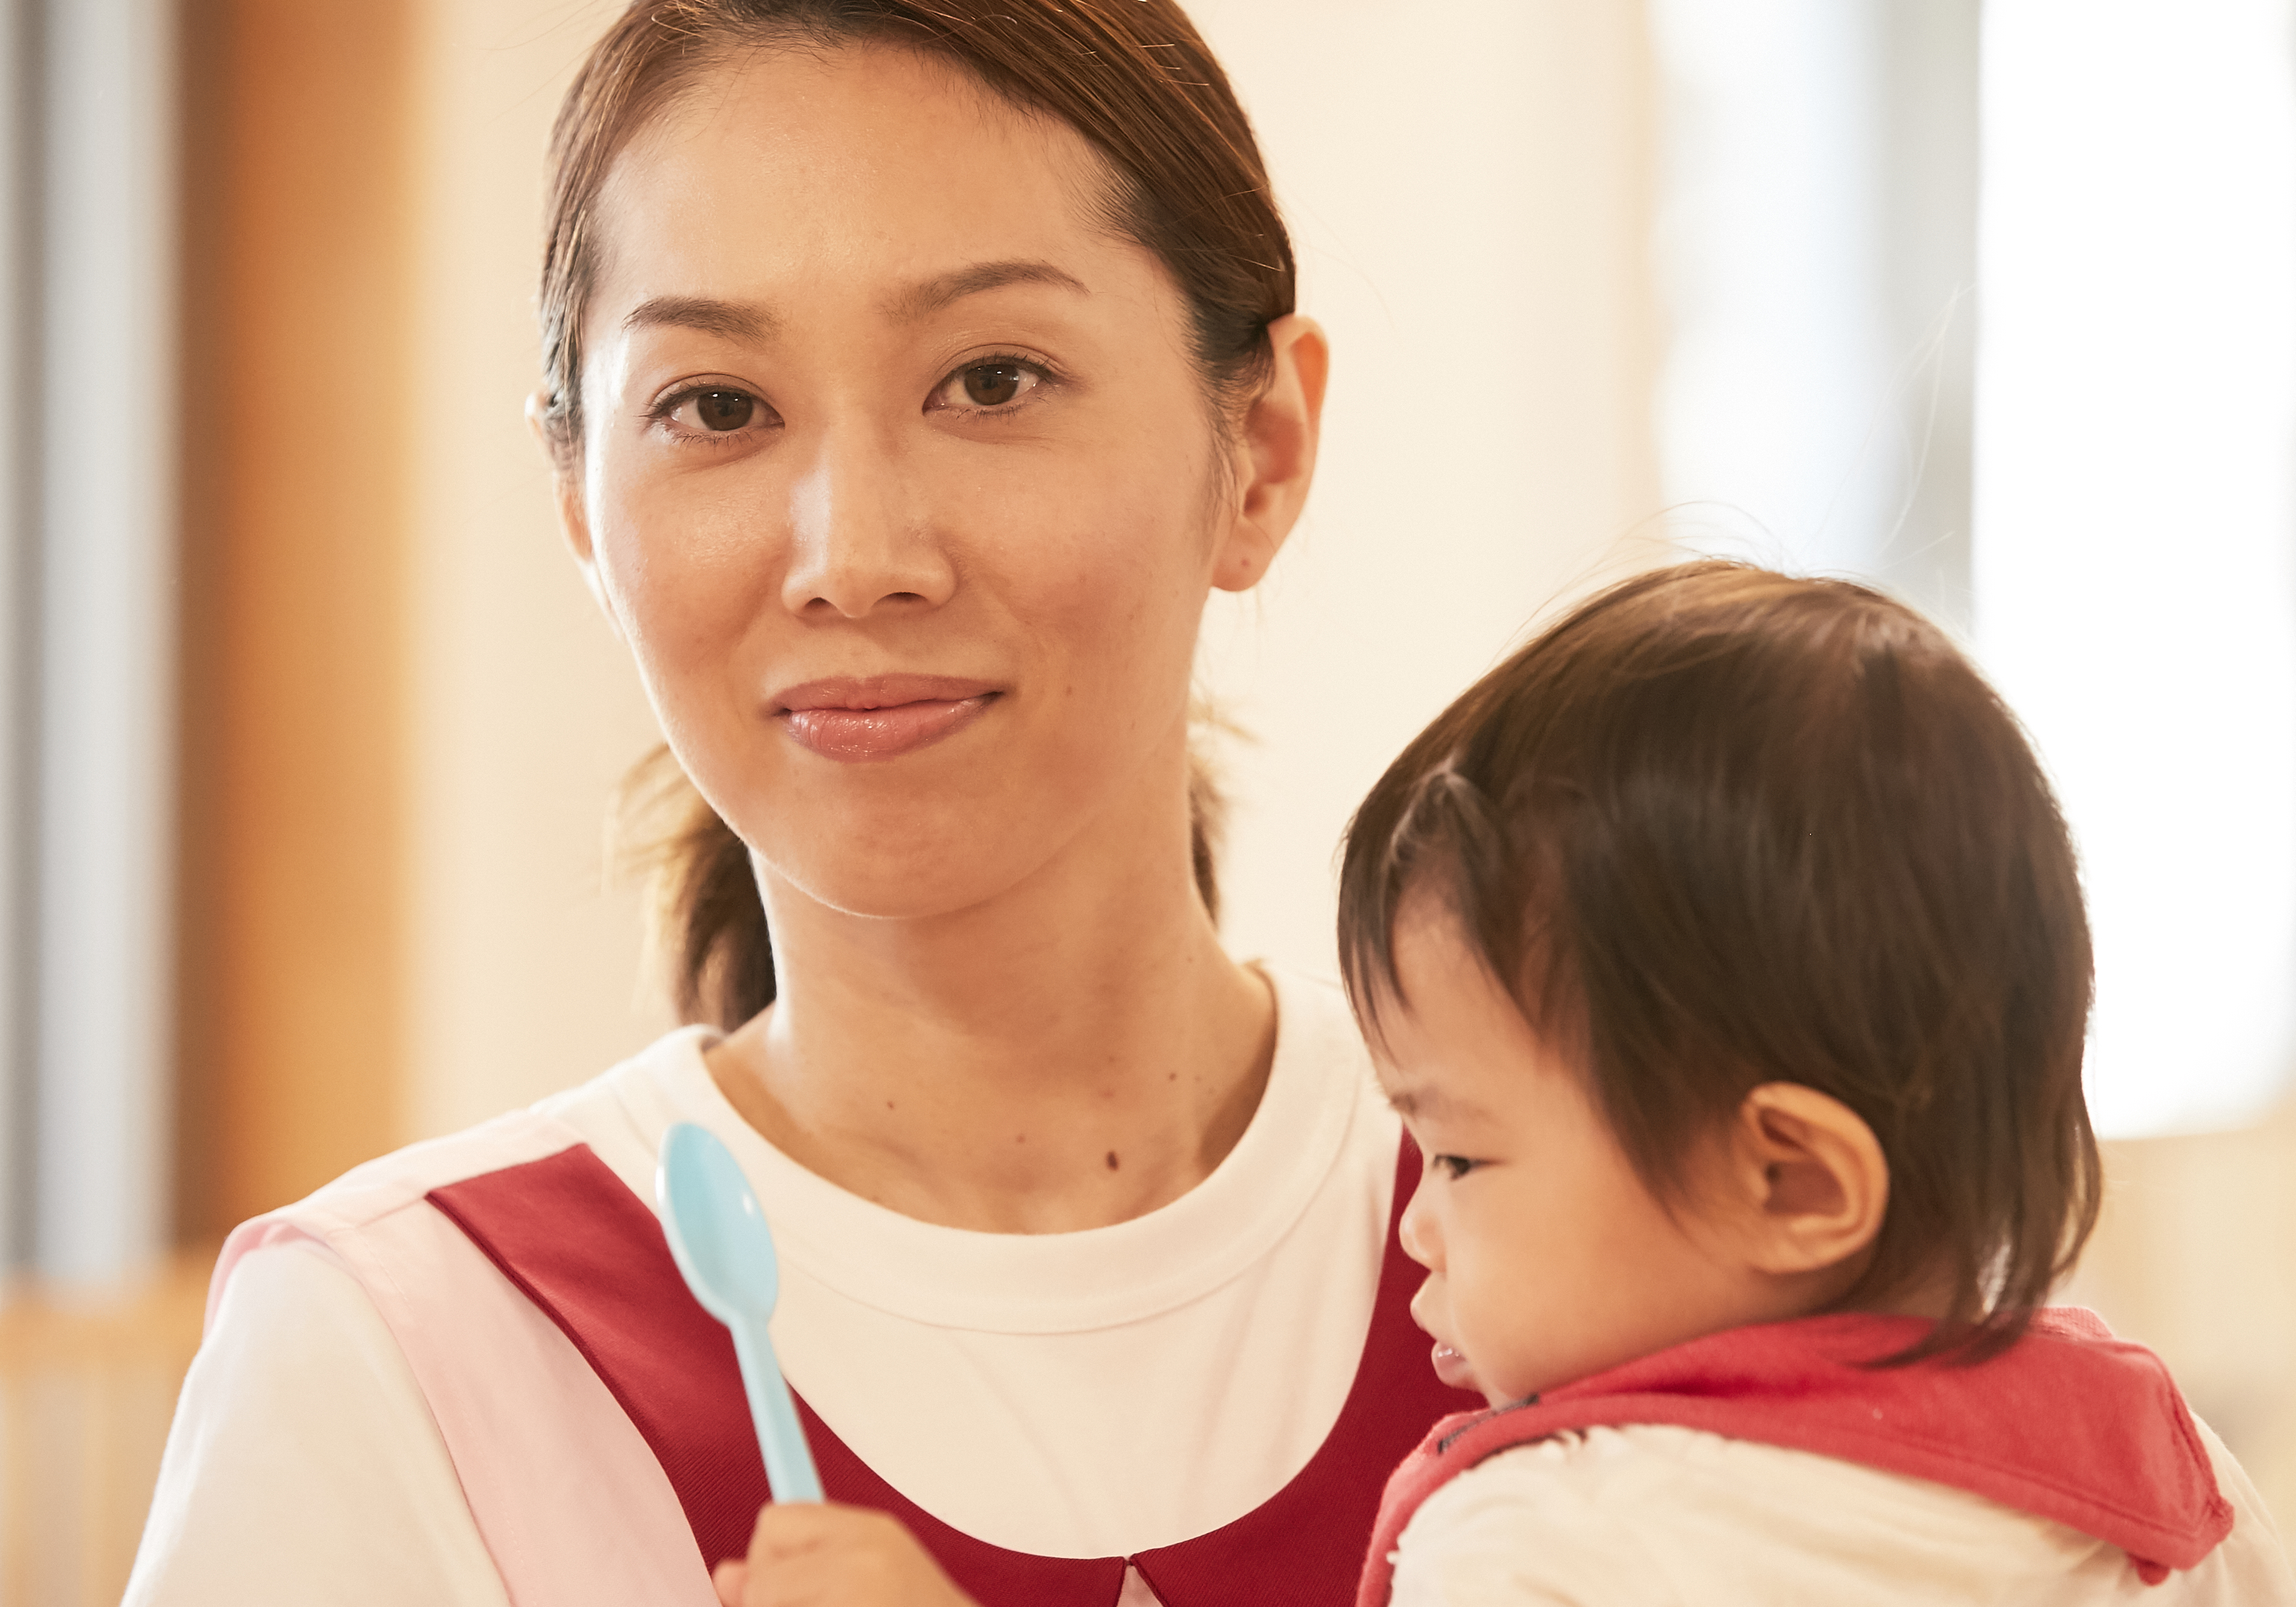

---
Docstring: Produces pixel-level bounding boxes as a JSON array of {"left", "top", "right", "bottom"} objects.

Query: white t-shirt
[
  {"left": 1389, "top": 1422, "right": 2296, "bottom": 1605},
  {"left": 124, "top": 968, "right": 1402, "bottom": 1607}
]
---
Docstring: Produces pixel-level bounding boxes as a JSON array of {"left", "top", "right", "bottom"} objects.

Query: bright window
[{"left": 1974, "top": 0, "right": 2296, "bottom": 1135}]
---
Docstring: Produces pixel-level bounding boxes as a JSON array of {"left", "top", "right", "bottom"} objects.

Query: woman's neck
[{"left": 702, "top": 792, "right": 1276, "bottom": 1234}]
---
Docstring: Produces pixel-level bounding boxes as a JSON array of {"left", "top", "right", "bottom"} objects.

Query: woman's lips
[{"left": 772, "top": 675, "right": 1001, "bottom": 762}]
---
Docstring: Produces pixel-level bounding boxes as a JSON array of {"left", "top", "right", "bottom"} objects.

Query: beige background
[{"left": 400, "top": 0, "right": 668, "bottom": 1138}]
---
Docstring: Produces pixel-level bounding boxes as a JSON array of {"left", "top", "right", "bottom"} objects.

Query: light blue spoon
[{"left": 657, "top": 1121, "right": 824, "bottom": 1503}]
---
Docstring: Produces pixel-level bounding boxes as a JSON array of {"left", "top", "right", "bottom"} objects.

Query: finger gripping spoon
[{"left": 657, "top": 1121, "right": 824, "bottom": 1502}]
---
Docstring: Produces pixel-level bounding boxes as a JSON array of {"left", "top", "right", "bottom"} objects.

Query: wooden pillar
[{"left": 175, "top": 0, "right": 413, "bottom": 1238}]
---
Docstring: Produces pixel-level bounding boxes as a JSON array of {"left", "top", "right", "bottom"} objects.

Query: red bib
[
  {"left": 1355, "top": 1308, "right": 2234, "bottom": 1605},
  {"left": 429, "top": 1136, "right": 1477, "bottom": 1607}
]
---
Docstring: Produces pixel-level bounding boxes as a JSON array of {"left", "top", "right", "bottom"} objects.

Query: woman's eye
[
  {"left": 931, "top": 361, "right": 1042, "bottom": 412},
  {"left": 1433, "top": 1155, "right": 1479, "bottom": 1181},
  {"left": 962, "top": 364, "right": 1026, "bottom": 406},
  {"left": 683, "top": 389, "right": 757, "bottom": 432}
]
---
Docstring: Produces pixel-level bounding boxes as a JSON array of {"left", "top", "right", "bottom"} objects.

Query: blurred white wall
[
  {"left": 1188, "top": 0, "right": 1667, "bottom": 983},
  {"left": 402, "top": 0, "right": 670, "bottom": 1136}
]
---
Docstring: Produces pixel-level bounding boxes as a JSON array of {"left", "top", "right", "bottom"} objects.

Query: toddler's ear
[{"left": 1722, "top": 1083, "right": 1888, "bottom": 1283}]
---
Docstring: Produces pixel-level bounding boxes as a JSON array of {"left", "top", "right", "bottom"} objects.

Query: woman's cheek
[
  {"left": 600, "top": 483, "right": 784, "bottom": 678},
  {"left": 974, "top": 502, "right": 1189, "bottom": 689}
]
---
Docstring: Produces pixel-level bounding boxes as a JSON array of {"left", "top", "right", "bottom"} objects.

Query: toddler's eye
[
  {"left": 930, "top": 360, "right": 1043, "bottom": 412},
  {"left": 1433, "top": 1155, "right": 1480, "bottom": 1181}
]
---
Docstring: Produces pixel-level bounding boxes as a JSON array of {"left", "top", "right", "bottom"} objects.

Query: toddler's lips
[{"left": 1430, "top": 1342, "right": 1477, "bottom": 1391}]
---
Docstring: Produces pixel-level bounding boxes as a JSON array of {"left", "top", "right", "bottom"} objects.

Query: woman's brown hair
[
  {"left": 1338, "top": 562, "right": 2102, "bottom": 1361},
  {"left": 547, "top": 0, "right": 1290, "bottom": 1027}
]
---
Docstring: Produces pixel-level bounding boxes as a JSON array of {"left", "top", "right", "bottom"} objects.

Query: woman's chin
[{"left": 766, "top": 848, "right": 1055, "bottom": 929}]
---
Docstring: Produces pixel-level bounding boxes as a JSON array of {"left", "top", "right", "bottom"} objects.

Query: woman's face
[{"left": 562, "top": 44, "right": 1304, "bottom": 919}]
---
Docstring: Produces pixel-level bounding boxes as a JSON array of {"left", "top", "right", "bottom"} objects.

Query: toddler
[
  {"left": 717, "top": 561, "right": 2296, "bottom": 1606},
  {"left": 1335, "top": 561, "right": 2294, "bottom": 1603}
]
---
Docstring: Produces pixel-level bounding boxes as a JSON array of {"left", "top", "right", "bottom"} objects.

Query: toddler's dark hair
[{"left": 1338, "top": 561, "right": 2100, "bottom": 1361}]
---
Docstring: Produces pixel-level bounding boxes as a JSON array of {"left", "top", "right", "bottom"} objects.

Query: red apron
[
  {"left": 1354, "top": 1307, "right": 2234, "bottom": 1605},
  {"left": 429, "top": 1135, "right": 1476, "bottom": 1607}
]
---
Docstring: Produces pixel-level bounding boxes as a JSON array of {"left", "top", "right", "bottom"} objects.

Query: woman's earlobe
[
  {"left": 525, "top": 388, "right": 571, "bottom": 470},
  {"left": 1210, "top": 517, "right": 1280, "bottom": 592},
  {"left": 559, "top": 491, "right": 625, "bottom": 641},
  {"left": 533, "top": 408, "right": 624, "bottom": 638},
  {"left": 1211, "top": 315, "right": 1328, "bottom": 593}
]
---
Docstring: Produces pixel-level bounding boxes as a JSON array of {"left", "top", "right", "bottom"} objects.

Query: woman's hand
[{"left": 711, "top": 1502, "right": 982, "bottom": 1607}]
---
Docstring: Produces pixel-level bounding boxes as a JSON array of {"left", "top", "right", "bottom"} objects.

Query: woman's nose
[{"left": 777, "top": 429, "right": 956, "bottom": 619}]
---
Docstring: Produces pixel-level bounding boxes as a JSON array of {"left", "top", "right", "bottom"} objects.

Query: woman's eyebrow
[
  {"left": 617, "top": 263, "right": 1084, "bottom": 342},
  {"left": 886, "top": 259, "right": 1089, "bottom": 322},
  {"left": 621, "top": 295, "right": 776, "bottom": 340}
]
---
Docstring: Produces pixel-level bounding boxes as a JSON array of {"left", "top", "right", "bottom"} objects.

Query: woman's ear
[
  {"left": 1717, "top": 1083, "right": 1889, "bottom": 1282},
  {"left": 1210, "top": 315, "right": 1328, "bottom": 594},
  {"left": 528, "top": 390, "right": 622, "bottom": 638}
]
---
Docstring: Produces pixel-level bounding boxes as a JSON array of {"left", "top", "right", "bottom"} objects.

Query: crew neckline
[{"left": 599, "top": 966, "right": 1371, "bottom": 1336}]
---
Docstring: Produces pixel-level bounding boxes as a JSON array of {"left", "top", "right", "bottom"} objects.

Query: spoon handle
[{"left": 732, "top": 1322, "right": 824, "bottom": 1503}]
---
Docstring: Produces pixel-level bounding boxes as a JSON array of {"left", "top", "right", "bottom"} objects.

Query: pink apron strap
[
  {"left": 426, "top": 1147, "right": 776, "bottom": 1568},
  {"left": 428, "top": 1146, "right": 1125, "bottom": 1604}
]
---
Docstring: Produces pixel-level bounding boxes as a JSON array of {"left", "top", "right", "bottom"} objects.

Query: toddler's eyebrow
[{"left": 1382, "top": 1082, "right": 1475, "bottom": 1122}]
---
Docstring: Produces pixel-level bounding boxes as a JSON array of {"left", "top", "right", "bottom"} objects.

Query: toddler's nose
[{"left": 1398, "top": 1182, "right": 1440, "bottom": 1271}]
